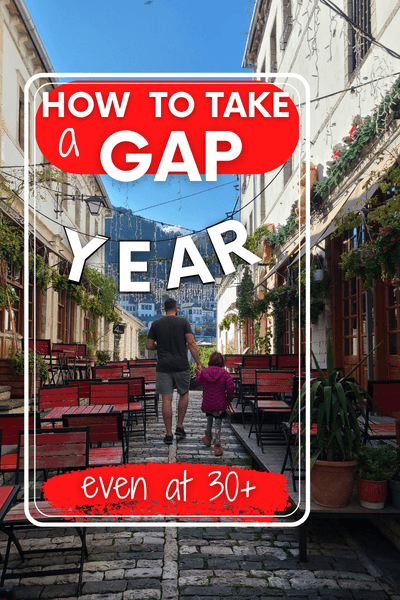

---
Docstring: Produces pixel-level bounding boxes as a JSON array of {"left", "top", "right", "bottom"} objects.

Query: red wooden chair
[
  {"left": 113, "top": 377, "right": 146, "bottom": 440},
  {"left": 129, "top": 364, "right": 156, "bottom": 382},
  {"left": 129, "top": 365, "right": 158, "bottom": 419},
  {"left": 224, "top": 355, "right": 243, "bottom": 371},
  {"left": 106, "top": 361, "right": 129, "bottom": 374},
  {"left": 89, "top": 380, "right": 129, "bottom": 407},
  {"left": 1, "top": 427, "right": 89, "bottom": 592},
  {"left": 66, "top": 378, "right": 101, "bottom": 401},
  {"left": 238, "top": 368, "right": 257, "bottom": 426},
  {"left": 39, "top": 384, "right": 79, "bottom": 413},
  {"left": 62, "top": 412, "right": 128, "bottom": 465},
  {"left": 223, "top": 355, "right": 242, "bottom": 397},
  {"left": 51, "top": 343, "right": 78, "bottom": 383},
  {"left": 275, "top": 353, "right": 306, "bottom": 370},
  {"left": 75, "top": 343, "right": 90, "bottom": 379},
  {"left": 249, "top": 370, "right": 296, "bottom": 453},
  {"left": 0, "top": 414, "right": 39, "bottom": 480},
  {"left": 129, "top": 359, "right": 157, "bottom": 366},
  {"left": 242, "top": 355, "right": 272, "bottom": 369},
  {"left": 363, "top": 380, "right": 400, "bottom": 443},
  {"left": 93, "top": 366, "right": 124, "bottom": 382}
]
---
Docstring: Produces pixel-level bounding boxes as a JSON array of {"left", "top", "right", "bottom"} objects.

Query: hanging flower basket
[{"left": 340, "top": 212, "right": 400, "bottom": 289}]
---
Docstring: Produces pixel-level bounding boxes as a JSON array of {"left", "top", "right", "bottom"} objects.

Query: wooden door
[{"left": 384, "top": 281, "right": 400, "bottom": 379}]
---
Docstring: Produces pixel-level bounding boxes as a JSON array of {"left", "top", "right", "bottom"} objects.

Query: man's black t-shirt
[{"left": 147, "top": 316, "right": 193, "bottom": 372}]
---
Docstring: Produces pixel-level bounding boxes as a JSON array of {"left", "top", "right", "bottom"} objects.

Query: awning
[
  {"left": 254, "top": 144, "right": 400, "bottom": 287},
  {"left": 287, "top": 180, "right": 378, "bottom": 266}
]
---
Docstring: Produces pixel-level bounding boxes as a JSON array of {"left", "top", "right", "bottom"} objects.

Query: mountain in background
[{"left": 105, "top": 207, "right": 220, "bottom": 340}]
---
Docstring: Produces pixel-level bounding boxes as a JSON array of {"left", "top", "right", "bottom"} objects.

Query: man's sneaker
[
  {"left": 175, "top": 426, "right": 186, "bottom": 441},
  {"left": 164, "top": 434, "right": 173, "bottom": 445}
]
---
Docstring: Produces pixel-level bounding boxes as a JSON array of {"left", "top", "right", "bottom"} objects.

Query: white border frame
[{"left": 24, "top": 72, "right": 310, "bottom": 528}]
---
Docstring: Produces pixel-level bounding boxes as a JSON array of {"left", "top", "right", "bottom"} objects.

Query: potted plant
[
  {"left": 95, "top": 350, "right": 111, "bottom": 367},
  {"left": 291, "top": 332, "right": 371, "bottom": 508},
  {"left": 5, "top": 349, "right": 49, "bottom": 398},
  {"left": 357, "top": 444, "right": 398, "bottom": 509}
]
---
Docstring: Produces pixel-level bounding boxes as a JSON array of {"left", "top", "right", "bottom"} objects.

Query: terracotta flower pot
[
  {"left": 311, "top": 459, "right": 357, "bottom": 508},
  {"left": 357, "top": 477, "right": 387, "bottom": 509}
]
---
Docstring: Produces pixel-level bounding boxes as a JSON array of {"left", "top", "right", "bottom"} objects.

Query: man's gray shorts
[{"left": 156, "top": 370, "right": 191, "bottom": 396}]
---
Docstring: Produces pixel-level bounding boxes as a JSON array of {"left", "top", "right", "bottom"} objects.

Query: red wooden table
[{"left": 42, "top": 404, "right": 113, "bottom": 423}]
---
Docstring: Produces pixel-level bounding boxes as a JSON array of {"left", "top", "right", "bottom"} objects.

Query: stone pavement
[{"left": 0, "top": 391, "right": 399, "bottom": 600}]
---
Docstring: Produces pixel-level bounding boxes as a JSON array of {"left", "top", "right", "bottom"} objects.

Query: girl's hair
[{"left": 208, "top": 351, "right": 225, "bottom": 368}]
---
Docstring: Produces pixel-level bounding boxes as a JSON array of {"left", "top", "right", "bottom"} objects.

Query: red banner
[
  {"left": 35, "top": 81, "right": 299, "bottom": 179},
  {"left": 41, "top": 462, "right": 290, "bottom": 521}
]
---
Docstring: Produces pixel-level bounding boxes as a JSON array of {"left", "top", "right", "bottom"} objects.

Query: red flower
[
  {"left": 391, "top": 237, "right": 396, "bottom": 242},
  {"left": 384, "top": 226, "right": 390, "bottom": 233},
  {"left": 372, "top": 253, "right": 375, "bottom": 257},
  {"left": 383, "top": 247, "right": 386, "bottom": 251},
  {"left": 369, "top": 241, "right": 373, "bottom": 245}
]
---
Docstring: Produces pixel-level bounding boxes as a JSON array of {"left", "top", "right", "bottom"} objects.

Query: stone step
[{"left": 0, "top": 385, "right": 11, "bottom": 405}]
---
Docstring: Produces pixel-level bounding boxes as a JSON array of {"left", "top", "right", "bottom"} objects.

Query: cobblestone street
[{"left": 1, "top": 391, "right": 399, "bottom": 600}]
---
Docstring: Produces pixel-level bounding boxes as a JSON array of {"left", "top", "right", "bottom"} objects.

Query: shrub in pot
[
  {"left": 95, "top": 351, "right": 111, "bottom": 367},
  {"left": 291, "top": 332, "right": 371, "bottom": 508},
  {"left": 357, "top": 444, "right": 398, "bottom": 509}
]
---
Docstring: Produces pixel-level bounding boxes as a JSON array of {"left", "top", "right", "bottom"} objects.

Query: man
[{"left": 146, "top": 298, "right": 202, "bottom": 444}]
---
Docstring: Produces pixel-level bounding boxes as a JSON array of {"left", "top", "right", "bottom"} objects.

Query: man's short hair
[{"left": 164, "top": 298, "right": 177, "bottom": 312}]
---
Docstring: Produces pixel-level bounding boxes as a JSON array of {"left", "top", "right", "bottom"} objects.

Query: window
[
  {"left": 269, "top": 20, "right": 277, "bottom": 82},
  {"left": 18, "top": 87, "right": 24, "bottom": 149},
  {"left": 57, "top": 289, "right": 67, "bottom": 341},
  {"left": 283, "top": 156, "right": 293, "bottom": 186},
  {"left": 348, "top": 0, "right": 371, "bottom": 74},
  {"left": 280, "top": 0, "right": 292, "bottom": 51},
  {"left": 2, "top": 262, "right": 23, "bottom": 336}
]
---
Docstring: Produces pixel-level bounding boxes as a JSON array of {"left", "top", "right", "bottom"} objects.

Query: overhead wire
[
  {"left": 319, "top": 0, "right": 400, "bottom": 61},
  {"left": 32, "top": 164, "right": 285, "bottom": 244}
]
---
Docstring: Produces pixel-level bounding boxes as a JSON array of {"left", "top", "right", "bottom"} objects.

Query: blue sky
[{"left": 25, "top": 0, "right": 253, "bottom": 231}]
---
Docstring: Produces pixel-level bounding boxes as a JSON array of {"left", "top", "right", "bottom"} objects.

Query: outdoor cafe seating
[{"left": 0, "top": 427, "right": 90, "bottom": 593}]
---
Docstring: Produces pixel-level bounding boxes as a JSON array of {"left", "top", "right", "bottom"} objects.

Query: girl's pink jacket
[{"left": 196, "top": 366, "right": 235, "bottom": 412}]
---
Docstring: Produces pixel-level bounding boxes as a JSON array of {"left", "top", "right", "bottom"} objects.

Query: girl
[{"left": 196, "top": 351, "right": 235, "bottom": 456}]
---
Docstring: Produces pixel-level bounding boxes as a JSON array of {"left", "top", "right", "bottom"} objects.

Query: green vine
[
  {"left": 336, "top": 163, "right": 400, "bottom": 289},
  {"left": 29, "top": 253, "right": 53, "bottom": 292},
  {"left": 232, "top": 213, "right": 297, "bottom": 269},
  {"left": 268, "top": 213, "right": 297, "bottom": 248},
  {"left": 236, "top": 259, "right": 331, "bottom": 351},
  {"left": 49, "top": 268, "right": 120, "bottom": 324},
  {"left": 0, "top": 284, "right": 18, "bottom": 308},
  {"left": 219, "top": 312, "right": 239, "bottom": 332},
  {"left": 9, "top": 349, "right": 49, "bottom": 382},
  {"left": 315, "top": 77, "right": 400, "bottom": 197}
]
